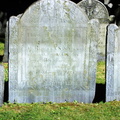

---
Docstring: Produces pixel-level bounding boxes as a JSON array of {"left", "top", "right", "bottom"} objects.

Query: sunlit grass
[
  {"left": 0, "top": 101, "right": 120, "bottom": 120},
  {"left": 0, "top": 42, "right": 4, "bottom": 56},
  {"left": 3, "top": 63, "right": 8, "bottom": 81},
  {"left": 96, "top": 61, "right": 105, "bottom": 84}
]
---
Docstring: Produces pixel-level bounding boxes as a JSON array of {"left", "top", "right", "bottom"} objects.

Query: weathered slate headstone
[
  {"left": 9, "top": 0, "right": 99, "bottom": 103},
  {"left": 0, "top": 65, "right": 4, "bottom": 106},
  {"left": 106, "top": 24, "right": 120, "bottom": 102},
  {"left": 78, "top": 0, "right": 109, "bottom": 61}
]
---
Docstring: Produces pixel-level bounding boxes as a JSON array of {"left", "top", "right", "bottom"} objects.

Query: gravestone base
[{"left": 10, "top": 90, "right": 95, "bottom": 103}]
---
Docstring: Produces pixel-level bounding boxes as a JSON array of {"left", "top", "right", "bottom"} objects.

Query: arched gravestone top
[
  {"left": 9, "top": 0, "right": 98, "bottom": 103},
  {"left": 78, "top": 0, "right": 109, "bottom": 23},
  {"left": 21, "top": 0, "right": 89, "bottom": 25}
]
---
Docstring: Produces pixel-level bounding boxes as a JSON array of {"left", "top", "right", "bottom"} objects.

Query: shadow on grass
[
  {"left": 0, "top": 37, "right": 5, "bottom": 43},
  {"left": 0, "top": 55, "right": 3, "bottom": 62},
  {"left": 93, "top": 84, "right": 105, "bottom": 103},
  {"left": 4, "top": 81, "right": 8, "bottom": 103}
]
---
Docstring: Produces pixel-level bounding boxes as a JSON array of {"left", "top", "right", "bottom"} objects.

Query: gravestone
[
  {"left": 9, "top": 0, "right": 99, "bottom": 103},
  {"left": 77, "top": 0, "right": 109, "bottom": 22},
  {"left": 3, "top": 22, "right": 8, "bottom": 63},
  {"left": 106, "top": 24, "right": 120, "bottom": 102},
  {"left": 78, "top": 0, "right": 109, "bottom": 61},
  {"left": 0, "top": 65, "right": 4, "bottom": 106},
  {"left": 104, "top": 0, "right": 110, "bottom": 5},
  {"left": 3, "top": 14, "right": 22, "bottom": 63},
  {"left": 98, "top": 23, "right": 108, "bottom": 61}
]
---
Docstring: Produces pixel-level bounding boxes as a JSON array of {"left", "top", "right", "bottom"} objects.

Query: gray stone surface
[
  {"left": 97, "top": 23, "right": 108, "bottom": 61},
  {"left": 3, "top": 14, "right": 22, "bottom": 63},
  {"left": 78, "top": 0, "right": 109, "bottom": 61},
  {"left": 106, "top": 24, "right": 120, "bottom": 102},
  {"left": 0, "top": 65, "right": 4, "bottom": 106},
  {"left": 77, "top": 0, "right": 109, "bottom": 23},
  {"left": 104, "top": 0, "right": 110, "bottom": 5},
  {"left": 3, "top": 22, "right": 9, "bottom": 63},
  {"left": 9, "top": 0, "right": 99, "bottom": 103}
]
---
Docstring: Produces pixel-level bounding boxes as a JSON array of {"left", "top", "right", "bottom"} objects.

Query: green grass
[
  {"left": 0, "top": 101, "right": 120, "bottom": 120},
  {"left": 3, "top": 63, "right": 8, "bottom": 81},
  {"left": 0, "top": 42, "right": 4, "bottom": 56},
  {"left": 96, "top": 61, "right": 105, "bottom": 84}
]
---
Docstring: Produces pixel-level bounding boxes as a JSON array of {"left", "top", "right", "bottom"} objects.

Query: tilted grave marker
[
  {"left": 106, "top": 24, "right": 120, "bottom": 102},
  {"left": 9, "top": 0, "right": 99, "bottom": 103},
  {"left": 0, "top": 65, "right": 4, "bottom": 106},
  {"left": 78, "top": 0, "right": 109, "bottom": 61}
]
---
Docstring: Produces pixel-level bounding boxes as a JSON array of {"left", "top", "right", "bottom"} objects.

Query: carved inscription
[
  {"left": 98, "top": 24, "right": 107, "bottom": 56},
  {"left": 78, "top": 0, "right": 109, "bottom": 23},
  {"left": 17, "top": 26, "right": 88, "bottom": 90}
]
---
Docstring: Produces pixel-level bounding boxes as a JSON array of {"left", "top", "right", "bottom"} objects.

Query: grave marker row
[{"left": 1, "top": 0, "right": 120, "bottom": 104}]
